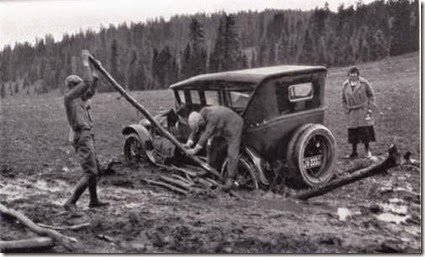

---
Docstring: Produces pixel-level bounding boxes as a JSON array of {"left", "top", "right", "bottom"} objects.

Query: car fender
[
  {"left": 121, "top": 124, "right": 153, "bottom": 147},
  {"left": 243, "top": 147, "right": 270, "bottom": 186}
]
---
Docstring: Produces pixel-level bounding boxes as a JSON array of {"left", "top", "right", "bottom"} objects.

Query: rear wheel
[
  {"left": 123, "top": 134, "right": 149, "bottom": 164},
  {"left": 286, "top": 124, "right": 337, "bottom": 188},
  {"left": 221, "top": 155, "right": 259, "bottom": 190}
]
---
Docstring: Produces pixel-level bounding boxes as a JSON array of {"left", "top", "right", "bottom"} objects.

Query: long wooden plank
[
  {"left": 0, "top": 237, "right": 54, "bottom": 253},
  {"left": 143, "top": 179, "right": 189, "bottom": 195},
  {"left": 294, "top": 145, "right": 401, "bottom": 201},
  {"left": 0, "top": 204, "right": 79, "bottom": 251},
  {"left": 159, "top": 175, "right": 192, "bottom": 190}
]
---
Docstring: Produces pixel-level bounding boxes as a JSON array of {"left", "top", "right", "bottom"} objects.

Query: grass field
[
  {"left": 1, "top": 52, "right": 420, "bottom": 175},
  {"left": 0, "top": 52, "right": 420, "bottom": 253}
]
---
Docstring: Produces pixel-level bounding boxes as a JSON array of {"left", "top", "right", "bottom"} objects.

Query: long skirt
[{"left": 348, "top": 126, "right": 376, "bottom": 144}]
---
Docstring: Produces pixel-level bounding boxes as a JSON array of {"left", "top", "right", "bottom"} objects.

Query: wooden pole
[
  {"left": 294, "top": 145, "right": 401, "bottom": 201},
  {"left": 143, "top": 179, "right": 189, "bottom": 195},
  {"left": 0, "top": 204, "right": 79, "bottom": 251},
  {"left": 88, "top": 55, "right": 223, "bottom": 181},
  {"left": 37, "top": 222, "right": 91, "bottom": 231},
  {"left": 0, "top": 237, "right": 54, "bottom": 253},
  {"left": 159, "top": 175, "right": 192, "bottom": 190}
]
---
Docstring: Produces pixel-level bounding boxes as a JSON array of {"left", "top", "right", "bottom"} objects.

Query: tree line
[{"left": 0, "top": 0, "right": 419, "bottom": 98}]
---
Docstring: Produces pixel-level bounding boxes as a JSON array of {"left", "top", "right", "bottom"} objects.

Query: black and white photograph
[{"left": 0, "top": 0, "right": 421, "bottom": 253}]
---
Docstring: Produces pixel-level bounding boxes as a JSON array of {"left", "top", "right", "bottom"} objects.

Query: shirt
[
  {"left": 189, "top": 106, "right": 244, "bottom": 147},
  {"left": 64, "top": 67, "right": 95, "bottom": 132}
]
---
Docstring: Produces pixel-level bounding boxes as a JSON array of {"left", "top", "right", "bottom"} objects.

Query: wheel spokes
[
  {"left": 303, "top": 135, "right": 328, "bottom": 177},
  {"left": 237, "top": 167, "right": 255, "bottom": 189}
]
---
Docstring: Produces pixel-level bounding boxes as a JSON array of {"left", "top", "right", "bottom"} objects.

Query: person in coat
[
  {"left": 63, "top": 50, "right": 108, "bottom": 213},
  {"left": 342, "top": 66, "right": 376, "bottom": 159},
  {"left": 184, "top": 106, "right": 244, "bottom": 190}
]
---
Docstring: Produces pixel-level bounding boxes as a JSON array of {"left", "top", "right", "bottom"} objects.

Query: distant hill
[{"left": 0, "top": 0, "right": 419, "bottom": 98}]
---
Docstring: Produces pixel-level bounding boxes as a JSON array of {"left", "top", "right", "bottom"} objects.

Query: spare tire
[{"left": 286, "top": 124, "right": 337, "bottom": 188}]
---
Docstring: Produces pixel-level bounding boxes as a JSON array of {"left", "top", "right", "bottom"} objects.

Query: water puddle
[
  {"left": 34, "top": 179, "right": 69, "bottom": 192},
  {"left": 404, "top": 226, "right": 421, "bottom": 237},
  {"left": 337, "top": 207, "right": 352, "bottom": 221},
  {"left": 375, "top": 201, "right": 411, "bottom": 224},
  {"left": 378, "top": 203, "right": 408, "bottom": 215},
  {"left": 388, "top": 198, "right": 405, "bottom": 204},
  {"left": 0, "top": 178, "right": 70, "bottom": 202},
  {"left": 376, "top": 213, "right": 410, "bottom": 224},
  {"left": 394, "top": 185, "right": 414, "bottom": 193}
]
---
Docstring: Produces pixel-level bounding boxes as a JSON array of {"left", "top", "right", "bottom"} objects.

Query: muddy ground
[
  {"left": 0, "top": 158, "right": 421, "bottom": 253},
  {"left": 0, "top": 53, "right": 421, "bottom": 253}
]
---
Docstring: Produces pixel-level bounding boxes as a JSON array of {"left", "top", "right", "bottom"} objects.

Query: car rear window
[
  {"left": 275, "top": 79, "right": 319, "bottom": 114},
  {"left": 229, "top": 91, "right": 251, "bottom": 109},
  {"left": 288, "top": 83, "right": 313, "bottom": 102}
]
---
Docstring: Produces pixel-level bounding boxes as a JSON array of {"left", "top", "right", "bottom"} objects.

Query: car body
[{"left": 123, "top": 65, "right": 337, "bottom": 189}]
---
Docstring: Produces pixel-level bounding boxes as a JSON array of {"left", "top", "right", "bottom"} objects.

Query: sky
[{"left": 0, "top": 0, "right": 378, "bottom": 48}]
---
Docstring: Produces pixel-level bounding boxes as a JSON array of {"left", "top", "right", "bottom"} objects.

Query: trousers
[{"left": 73, "top": 130, "right": 98, "bottom": 178}]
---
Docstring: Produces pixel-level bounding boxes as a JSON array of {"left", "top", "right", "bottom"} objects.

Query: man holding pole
[{"left": 63, "top": 50, "right": 108, "bottom": 212}]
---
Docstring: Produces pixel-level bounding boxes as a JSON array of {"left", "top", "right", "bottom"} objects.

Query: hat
[
  {"left": 348, "top": 66, "right": 360, "bottom": 76},
  {"left": 64, "top": 75, "right": 83, "bottom": 89},
  {"left": 188, "top": 111, "right": 203, "bottom": 131}
]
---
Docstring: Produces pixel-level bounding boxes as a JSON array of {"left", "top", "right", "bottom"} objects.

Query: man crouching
[
  {"left": 63, "top": 50, "right": 108, "bottom": 212},
  {"left": 184, "top": 106, "right": 243, "bottom": 191}
]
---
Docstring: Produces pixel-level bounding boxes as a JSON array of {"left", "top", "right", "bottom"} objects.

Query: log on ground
[
  {"left": 0, "top": 204, "right": 79, "bottom": 252},
  {"left": 294, "top": 144, "right": 401, "bottom": 201},
  {"left": 159, "top": 175, "right": 192, "bottom": 190},
  {"left": 143, "top": 178, "right": 189, "bottom": 195},
  {"left": 0, "top": 237, "right": 54, "bottom": 253}
]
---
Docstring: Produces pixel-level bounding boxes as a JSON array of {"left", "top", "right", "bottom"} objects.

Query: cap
[
  {"left": 188, "top": 111, "right": 203, "bottom": 131},
  {"left": 65, "top": 75, "right": 83, "bottom": 89}
]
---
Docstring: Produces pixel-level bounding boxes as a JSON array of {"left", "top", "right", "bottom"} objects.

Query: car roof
[{"left": 170, "top": 65, "right": 326, "bottom": 90}]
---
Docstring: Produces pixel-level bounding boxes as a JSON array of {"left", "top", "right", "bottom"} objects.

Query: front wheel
[
  {"left": 286, "top": 124, "right": 337, "bottom": 188},
  {"left": 123, "top": 134, "right": 150, "bottom": 164},
  {"left": 221, "top": 155, "right": 259, "bottom": 190}
]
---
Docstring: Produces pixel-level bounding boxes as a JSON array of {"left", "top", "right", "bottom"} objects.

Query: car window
[
  {"left": 190, "top": 90, "right": 201, "bottom": 104},
  {"left": 229, "top": 91, "right": 251, "bottom": 109},
  {"left": 205, "top": 91, "right": 220, "bottom": 106},
  {"left": 288, "top": 83, "right": 313, "bottom": 102},
  {"left": 176, "top": 90, "right": 186, "bottom": 104},
  {"left": 276, "top": 79, "right": 319, "bottom": 114}
]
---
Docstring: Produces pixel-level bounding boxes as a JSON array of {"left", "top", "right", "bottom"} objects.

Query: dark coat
[{"left": 189, "top": 106, "right": 244, "bottom": 146}]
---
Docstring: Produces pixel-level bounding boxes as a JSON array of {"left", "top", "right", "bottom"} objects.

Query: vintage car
[{"left": 122, "top": 65, "right": 337, "bottom": 189}]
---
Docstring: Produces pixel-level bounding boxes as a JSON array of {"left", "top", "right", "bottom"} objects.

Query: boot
[
  {"left": 365, "top": 143, "right": 372, "bottom": 158},
  {"left": 346, "top": 152, "right": 358, "bottom": 160},
  {"left": 63, "top": 176, "right": 90, "bottom": 212},
  {"left": 365, "top": 150, "right": 372, "bottom": 158},
  {"left": 88, "top": 177, "right": 109, "bottom": 208},
  {"left": 222, "top": 178, "right": 234, "bottom": 192}
]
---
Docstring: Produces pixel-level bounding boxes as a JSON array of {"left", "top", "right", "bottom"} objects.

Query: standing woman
[{"left": 342, "top": 66, "right": 376, "bottom": 159}]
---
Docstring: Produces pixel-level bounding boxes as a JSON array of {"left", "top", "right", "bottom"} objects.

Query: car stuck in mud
[
  {"left": 122, "top": 65, "right": 337, "bottom": 190},
  {"left": 0, "top": 53, "right": 420, "bottom": 254}
]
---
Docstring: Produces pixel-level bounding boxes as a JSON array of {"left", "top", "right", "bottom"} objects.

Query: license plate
[{"left": 303, "top": 155, "right": 322, "bottom": 169}]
